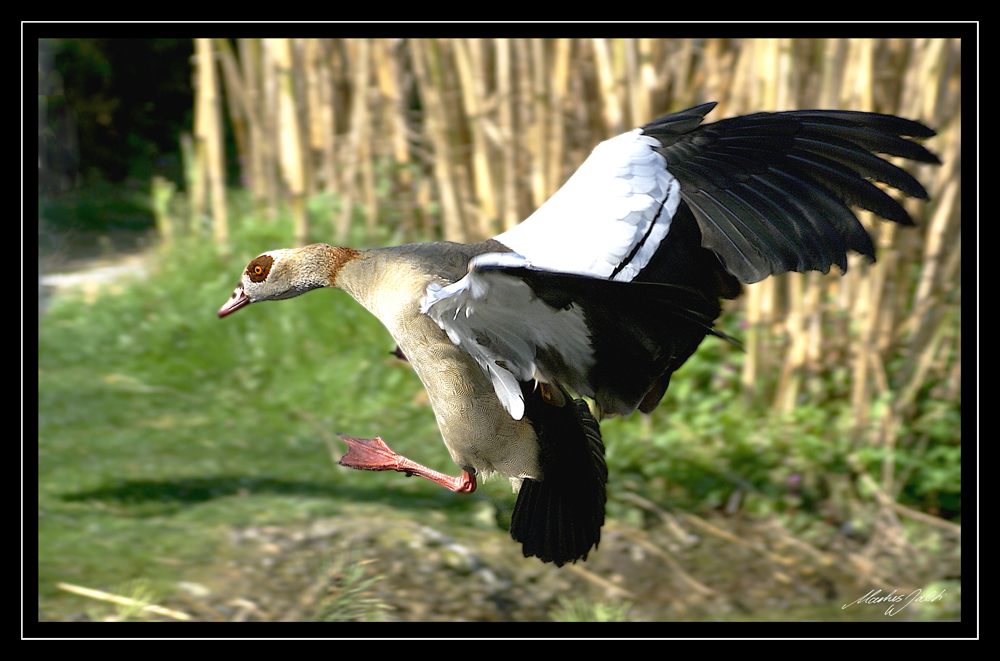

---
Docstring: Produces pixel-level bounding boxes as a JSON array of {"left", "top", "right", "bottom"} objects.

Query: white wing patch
[
  {"left": 494, "top": 129, "right": 680, "bottom": 282},
  {"left": 420, "top": 253, "right": 594, "bottom": 420}
]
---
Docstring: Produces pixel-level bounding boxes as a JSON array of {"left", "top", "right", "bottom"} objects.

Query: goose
[{"left": 218, "top": 102, "right": 939, "bottom": 567}]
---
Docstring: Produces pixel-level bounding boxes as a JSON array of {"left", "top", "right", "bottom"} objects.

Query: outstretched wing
[
  {"left": 493, "top": 102, "right": 938, "bottom": 286},
  {"left": 421, "top": 253, "right": 727, "bottom": 420}
]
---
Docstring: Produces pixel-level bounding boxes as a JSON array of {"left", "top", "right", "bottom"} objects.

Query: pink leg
[{"left": 337, "top": 434, "right": 477, "bottom": 494}]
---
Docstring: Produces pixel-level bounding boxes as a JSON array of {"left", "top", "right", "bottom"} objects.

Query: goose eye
[{"left": 246, "top": 255, "right": 275, "bottom": 283}]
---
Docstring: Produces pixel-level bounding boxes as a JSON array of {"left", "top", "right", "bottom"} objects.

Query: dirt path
[{"left": 37, "top": 229, "right": 156, "bottom": 316}]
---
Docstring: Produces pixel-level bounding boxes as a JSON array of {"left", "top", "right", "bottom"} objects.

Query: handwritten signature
[{"left": 843, "top": 588, "right": 947, "bottom": 616}]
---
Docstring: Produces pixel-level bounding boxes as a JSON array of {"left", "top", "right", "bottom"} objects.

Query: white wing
[
  {"left": 421, "top": 253, "right": 594, "bottom": 420},
  {"left": 493, "top": 129, "right": 681, "bottom": 282}
]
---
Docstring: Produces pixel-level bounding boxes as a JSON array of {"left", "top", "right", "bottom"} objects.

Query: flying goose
[{"left": 219, "top": 102, "right": 939, "bottom": 566}]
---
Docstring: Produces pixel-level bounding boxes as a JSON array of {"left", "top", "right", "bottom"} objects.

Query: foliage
[
  {"left": 47, "top": 38, "right": 195, "bottom": 185},
  {"left": 313, "top": 550, "right": 391, "bottom": 622},
  {"left": 602, "top": 312, "right": 961, "bottom": 523},
  {"left": 549, "top": 597, "right": 633, "bottom": 622}
]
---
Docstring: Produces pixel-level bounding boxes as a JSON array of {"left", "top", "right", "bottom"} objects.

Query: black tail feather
[{"left": 511, "top": 391, "right": 607, "bottom": 567}]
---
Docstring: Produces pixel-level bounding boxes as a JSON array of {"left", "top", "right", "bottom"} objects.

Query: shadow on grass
[{"left": 59, "top": 474, "right": 491, "bottom": 519}]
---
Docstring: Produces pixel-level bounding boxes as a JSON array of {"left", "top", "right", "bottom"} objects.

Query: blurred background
[{"left": 37, "top": 37, "right": 962, "bottom": 623}]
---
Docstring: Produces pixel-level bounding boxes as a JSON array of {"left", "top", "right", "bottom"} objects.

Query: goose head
[{"left": 218, "top": 244, "right": 357, "bottom": 317}]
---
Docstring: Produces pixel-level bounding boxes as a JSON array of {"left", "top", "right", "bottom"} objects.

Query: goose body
[
  {"left": 219, "top": 102, "right": 938, "bottom": 566},
  {"left": 331, "top": 241, "right": 548, "bottom": 485}
]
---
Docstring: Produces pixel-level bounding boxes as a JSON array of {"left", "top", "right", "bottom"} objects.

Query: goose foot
[{"left": 337, "top": 434, "right": 477, "bottom": 494}]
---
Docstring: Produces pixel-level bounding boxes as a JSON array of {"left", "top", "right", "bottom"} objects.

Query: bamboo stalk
[
  {"left": 378, "top": 38, "right": 416, "bottom": 241},
  {"left": 529, "top": 39, "right": 548, "bottom": 216},
  {"left": 623, "top": 39, "right": 643, "bottom": 127},
  {"left": 818, "top": 38, "right": 847, "bottom": 108},
  {"left": 497, "top": 39, "right": 519, "bottom": 232},
  {"left": 699, "top": 39, "right": 725, "bottom": 111},
  {"left": 293, "top": 39, "right": 316, "bottom": 199},
  {"left": 637, "top": 39, "right": 657, "bottom": 118},
  {"left": 194, "top": 38, "right": 228, "bottom": 254},
  {"left": 214, "top": 39, "right": 249, "bottom": 181},
  {"left": 271, "top": 38, "right": 306, "bottom": 246},
  {"left": 258, "top": 38, "right": 282, "bottom": 218},
  {"left": 454, "top": 38, "right": 497, "bottom": 237},
  {"left": 546, "top": 39, "right": 571, "bottom": 200},
  {"left": 775, "top": 38, "right": 794, "bottom": 110},
  {"left": 335, "top": 40, "right": 374, "bottom": 242},
  {"left": 843, "top": 38, "right": 874, "bottom": 111},
  {"left": 592, "top": 38, "right": 623, "bottom": 136},
  {"left": 316, "top": 39, "right": 339, "bottom": 200},
  {"left": 302, "top": 39, "right": 325, "bottom": 196},
  {"left": 355, "top": 40, "right": 377, "bottom": 242},
  {"left": 514, "top": 39, "right": 533, "bottom": 219},
  {"left": 236, "top": 39, "right": 270, "bottom": 216},
  {"left": 412, "top": 38, "right": 465, "bottom": 242}
]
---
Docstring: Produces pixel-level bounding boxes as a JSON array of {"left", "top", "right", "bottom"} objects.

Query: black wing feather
[{"left": 642, "top": 105, "right": 938, "bottom": 283}]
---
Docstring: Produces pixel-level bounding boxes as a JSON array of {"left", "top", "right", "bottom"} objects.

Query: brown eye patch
[{"left": 246, "top": 254, "right": 275, "bottom": 283}]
